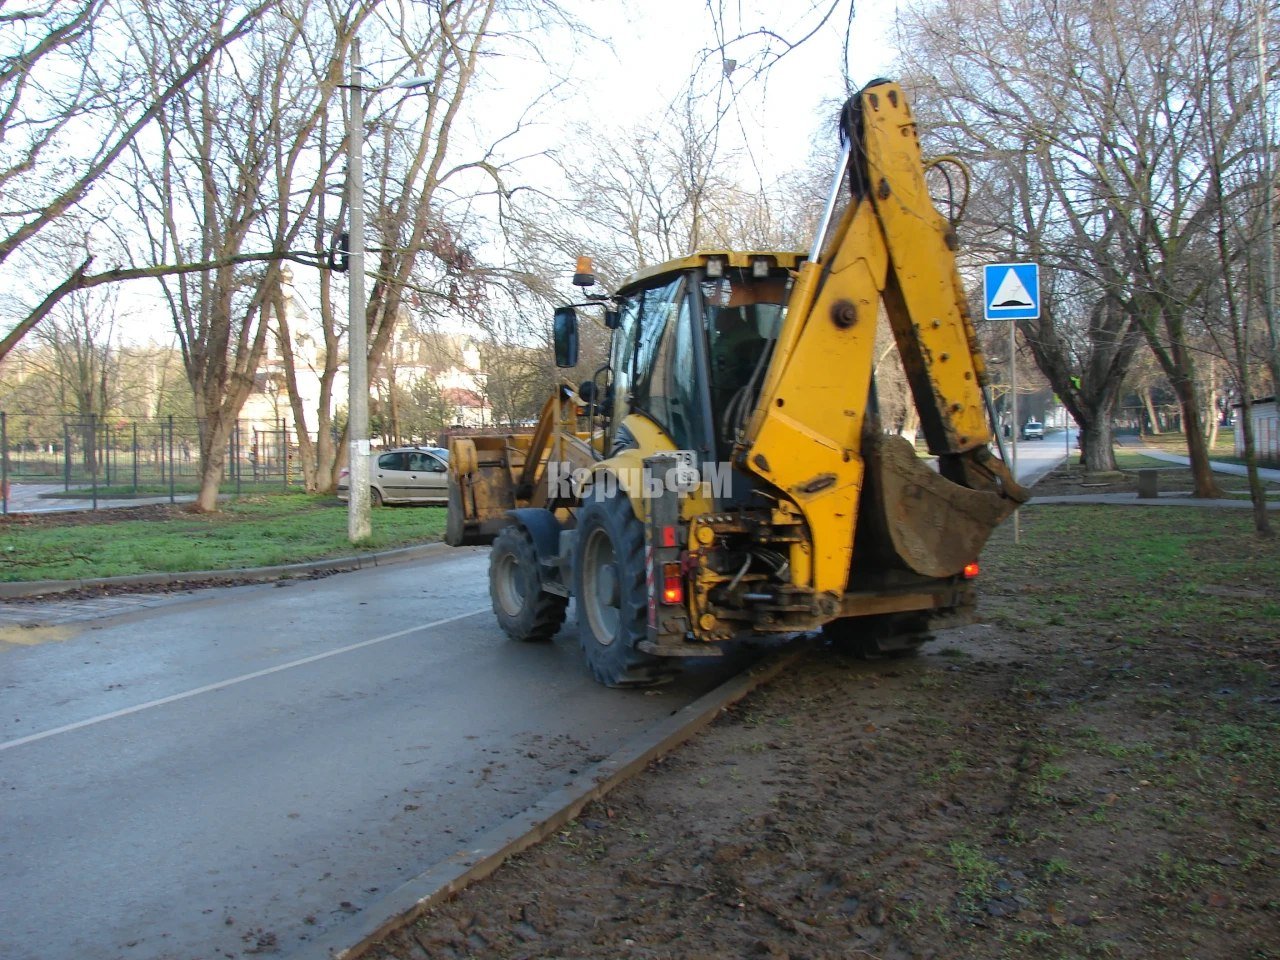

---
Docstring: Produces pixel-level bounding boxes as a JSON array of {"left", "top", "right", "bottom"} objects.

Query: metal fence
[{"left": 0, "top": 413, "right": 311, "bottom": 514}]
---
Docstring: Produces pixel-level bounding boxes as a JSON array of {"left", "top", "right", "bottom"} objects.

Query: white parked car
[{"left": 336, "top": 446, "right": 449, "bottom": 506}]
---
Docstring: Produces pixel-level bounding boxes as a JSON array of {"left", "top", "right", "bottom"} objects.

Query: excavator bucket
[{"left": 856, "top": 434, "right": 1022, "bottom": 579}]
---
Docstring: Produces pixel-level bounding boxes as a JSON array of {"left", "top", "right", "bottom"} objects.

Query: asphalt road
[
  {"left": 0, "top": 547, "right": 755, "bottom": 960},
  {"left": 1005, "top": 425, "right": 1074, "bottom": 486}
]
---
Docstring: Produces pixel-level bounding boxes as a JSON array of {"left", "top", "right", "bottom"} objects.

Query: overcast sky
[{"left": 495, "top": 0, "right": 900, "bottom": 183}]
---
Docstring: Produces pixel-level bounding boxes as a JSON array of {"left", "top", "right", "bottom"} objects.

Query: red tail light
[
  {"left": 963, "top": 562, "right": 980, "bottom": 579},
  {"left": 661, "top": 561, "right": 683, "bottom": 604}
]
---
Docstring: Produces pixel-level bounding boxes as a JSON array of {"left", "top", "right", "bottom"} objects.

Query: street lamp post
[
  {"left": 346, "top": 37, "right": 371, "bottom": 543},
  {"left": 342, "top": 41, "right": 431, "bottom": 543}
]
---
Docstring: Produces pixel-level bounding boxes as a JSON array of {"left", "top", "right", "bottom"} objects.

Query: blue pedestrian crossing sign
[{"left": 983, "top": 262, "right": 1040, "bottom": 321}]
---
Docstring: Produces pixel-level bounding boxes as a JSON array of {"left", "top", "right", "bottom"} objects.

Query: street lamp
[{"left": 343, "top": 38, "right": 431, "bottom": 543}]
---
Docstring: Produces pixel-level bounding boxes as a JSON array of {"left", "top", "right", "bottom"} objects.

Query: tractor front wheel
[{"left": 489, "top": 524, "right": 567, "bottom": 642}]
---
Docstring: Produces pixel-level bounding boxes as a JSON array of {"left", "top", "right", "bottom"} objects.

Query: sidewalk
[{"left": 2, "top": 482, "right": 195, "bottom": 515}]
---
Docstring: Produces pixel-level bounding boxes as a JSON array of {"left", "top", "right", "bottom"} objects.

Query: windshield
[{"left": 608, "top": 267, "right": 791, "bottom": 458}]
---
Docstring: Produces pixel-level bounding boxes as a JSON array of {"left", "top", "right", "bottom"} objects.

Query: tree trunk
[
  {"left": 898, "top": 407, "right": 920, "bottom": 440},
  {"left": 1236, "top": 396, "right": 1274, "bottom": 536},
  {"left": 195, "top": 413, "right": 233, "bottom": 512},
  {"left": 1141, "top": 385, "right": 1161, "bottom": 435},
  {"left": 1078, "top": 418, "right": 1119, "bottom": 473},
  {"left": 1204, "top": 358, "right": 1220, "bottom": 449},
  {"left": 1169, "top": 374, "right": 1224, "bottom": 498}
]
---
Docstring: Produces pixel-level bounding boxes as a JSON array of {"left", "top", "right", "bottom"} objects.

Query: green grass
[
  {"left": 1132, "top": 430, "right": 1279, "bottom": 470},
  {"left": 947, "top": 839, "right": 1002, "bottom": 905},
  {"left": 1112, "top": 451, "right": 1182, "bottom": 471},
  {"left": 1135, "top": 431, "right": 1236, "bottom": 456},
  {"left": 985, "top": 505, "right": 1280, "bottom": 642},
  {"left": 0, "top": 494, "right": 447, "bottom": 581}
]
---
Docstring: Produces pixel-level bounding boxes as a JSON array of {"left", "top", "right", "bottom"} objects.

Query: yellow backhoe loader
[{"left": 445, "top": 80, "right": 1028, "bottom": 686}]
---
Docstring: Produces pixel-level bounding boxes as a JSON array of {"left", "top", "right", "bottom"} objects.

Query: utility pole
[
  {"left": 1260, "top": 1, "right": 1279, "bottom": 390},
  {"left": 346, "top": 38, "right": 371, "bottom": 543}
]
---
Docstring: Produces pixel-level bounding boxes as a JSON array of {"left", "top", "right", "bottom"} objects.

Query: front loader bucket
[
  {"left": 444, "top": 387, "right": 600, "bottom": 547},
  {"left": 857, "top": 435, "right": 1020, "bottom": 578},
  {"left": 445, "top": 435, "right": 523, "bottom": 546}
]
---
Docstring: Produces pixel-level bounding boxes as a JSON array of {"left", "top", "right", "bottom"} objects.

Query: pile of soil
[{"left": 364, "top": 508, "right": 1280, "bottom": 960}]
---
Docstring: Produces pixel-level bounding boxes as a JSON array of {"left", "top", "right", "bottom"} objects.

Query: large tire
[
  {"left": 489, "top": 525, "right": 567, "bottom": 642},
  {"left": 822, "top": 612, "right": 931, "bottom": 659},
  {"left": 573, "top": 488, "right": 668, "bottom": 687},
  {"left": 370, "top": 486, "right": 383, "bottom": 508}
]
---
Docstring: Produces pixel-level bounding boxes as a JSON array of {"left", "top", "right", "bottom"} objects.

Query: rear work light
[
  {"left": 963, "top": 562, "right": 980, "bottom": 579},
  {"left": 661, "top": 561, "right": 683, "bottom": 604}
]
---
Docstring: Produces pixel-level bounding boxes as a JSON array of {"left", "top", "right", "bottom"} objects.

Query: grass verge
[{"left": 0, "top": 495, "right": 446, "bottom": 581}]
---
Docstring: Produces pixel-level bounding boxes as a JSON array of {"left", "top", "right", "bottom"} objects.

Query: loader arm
[{"left": 741, "top": 80, "right": 1027, "bottom": 601}]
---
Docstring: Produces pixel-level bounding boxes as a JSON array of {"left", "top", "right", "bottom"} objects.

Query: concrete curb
[
  {"left": 0, "top": 541, "right": 450, "bottom": 600},
  {"left": 287, "top": 645, "right": 810, "bottom": 960}
]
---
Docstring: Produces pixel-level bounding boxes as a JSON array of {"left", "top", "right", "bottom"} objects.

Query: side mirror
[{"left": 553, "top": 306, "right": 579, "bottom": 368}]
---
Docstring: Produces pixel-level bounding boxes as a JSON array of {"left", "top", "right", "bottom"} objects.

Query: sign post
[{"left": 984, "top": 262, "right": 1041, "bottom": 545}]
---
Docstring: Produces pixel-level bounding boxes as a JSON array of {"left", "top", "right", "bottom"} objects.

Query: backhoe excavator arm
[{"left": 741, "top": 81, "right": 1027, "bottom": 602}]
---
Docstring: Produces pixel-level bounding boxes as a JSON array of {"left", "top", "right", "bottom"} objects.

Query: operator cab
[{"left": 556, "top": 251, "right": 806, "bottom": 503}]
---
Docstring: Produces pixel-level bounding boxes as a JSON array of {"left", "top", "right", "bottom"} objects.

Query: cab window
[
  {"left": 612, "top": 275, "right": 684, "bottom": 435},
  {"left": 630, "top": 276, "right": 684, "bottom": 420}
]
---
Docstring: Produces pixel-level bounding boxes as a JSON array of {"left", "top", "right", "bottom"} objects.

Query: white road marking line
[{"left": 0, "top": 607, "right": 489, "bottom": 753}]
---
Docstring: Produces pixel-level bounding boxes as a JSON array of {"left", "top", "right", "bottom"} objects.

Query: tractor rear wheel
[
  {"left": 489, "top": 524, "right": 567, "bottom": 642},
  {"left": 573, "top": 488, "right": 668, "bottom": 687}
]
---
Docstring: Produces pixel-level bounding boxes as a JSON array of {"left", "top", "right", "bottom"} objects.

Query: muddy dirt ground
[{"left": 365, "top": 482, "right": 1280, "bottom": 960}]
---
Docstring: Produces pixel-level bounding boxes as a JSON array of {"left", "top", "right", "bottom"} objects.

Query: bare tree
[
  {"left": 119, "top": 0, "right": 370, "bottom": 509},
  {"left": 292, "top": 0, "right": 527, "bottom": 492},
  {"left": 1187, "top": 2, "right": 1274, "bottom": 534},
  {"left": 897, "top": 0, "right": 1266, "bottom": 493},
  {"left": 31, "top": 284, "right": 121, "bottom": 421},
  {"left": 0, "top": 0, "right": 280, "bottom": 363}
]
